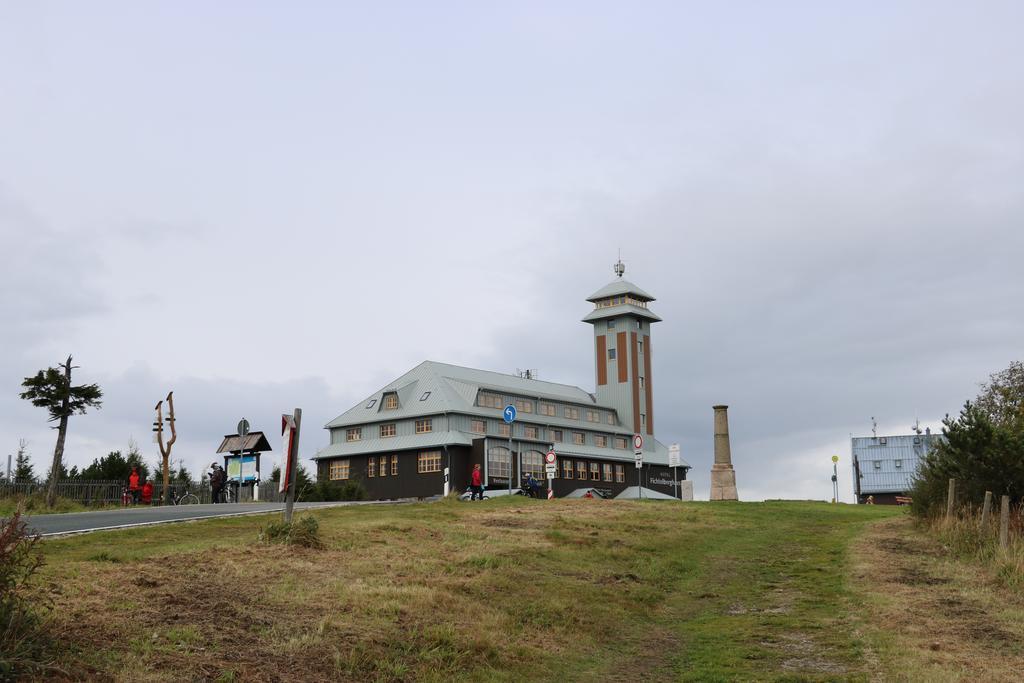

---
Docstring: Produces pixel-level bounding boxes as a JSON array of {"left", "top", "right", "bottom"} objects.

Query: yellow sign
[{"left": 831, "top": 455, "right": 839, "bottom": 463}]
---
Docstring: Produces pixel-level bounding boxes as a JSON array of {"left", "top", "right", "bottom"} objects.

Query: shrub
[
  {"left": 0, "top": 508, "right": 50, "bottom": 677},
  {"left": 259, "top": 514, "right": 324, "bottom": 549},
  {"left": 299, "top": 479, "right": 367, "bottom": 502},
  {"left": 911, "top": 401, "right": 1024, "bottom": 515}
]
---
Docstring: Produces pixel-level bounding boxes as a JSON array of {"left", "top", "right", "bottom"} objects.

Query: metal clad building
[
  {"left": 851, "top": 433, "right": 940, "bottom": 504},
  {"left": 313, "top": 263, "right": 691, "bottom": 500}
]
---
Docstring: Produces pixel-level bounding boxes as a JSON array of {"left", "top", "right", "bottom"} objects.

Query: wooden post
[
  {"left": 946, "top": 478, "right": 956, "bottom": 520},
  {"left": 980, "top": 491, "right": 993, "bottom": 530},
  {"left": 999, "top": 495, "right": 1010, "bottom": 549},
  {"left": 284, "top": 408, "right": 302, "bottom": 525}
]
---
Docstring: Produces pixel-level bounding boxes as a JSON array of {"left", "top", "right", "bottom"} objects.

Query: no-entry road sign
[{"left": 545, "top": 450, "right": 556, "bottom": 464}]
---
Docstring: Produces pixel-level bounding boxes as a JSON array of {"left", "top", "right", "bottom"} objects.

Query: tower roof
[{"left": 585, "top": 279, "right": 656, "bottom": 303}]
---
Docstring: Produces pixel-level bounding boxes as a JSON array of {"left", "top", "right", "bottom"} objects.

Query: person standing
[
  {"left": 128, "top": 466, "right": 141, "bottom": 505},
  {"left": 470, "top": 464, "right": 484, "bottom": 501},
  {"left": 209, "top": 462, "right": 225, "bottom": 503},
  {"left": 525, "top": 472, "right": 540, "bottom": 499}
]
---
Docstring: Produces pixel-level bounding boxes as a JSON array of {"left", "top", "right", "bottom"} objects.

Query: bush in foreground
[
  {"left": 259, "top": 514, "right": 324, "bottom": 549},
  {"left": 0, "top": 508, "right": 50, "bottom": 678}
]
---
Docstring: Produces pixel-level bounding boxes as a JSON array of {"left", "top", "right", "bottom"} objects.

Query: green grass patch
[{"left": 33, "top": 499, "right": 903, "bottom": 681}]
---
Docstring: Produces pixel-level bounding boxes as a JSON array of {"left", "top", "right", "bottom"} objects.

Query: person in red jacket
[
  {"left": 141, "top": 480, "right": 154, "bottom": 505},
  {"left": 128, "top": 467, "right": 141, "bottom": 505},
  {"left": 470, "top": 464, "right": 484, "bottom": 501}
]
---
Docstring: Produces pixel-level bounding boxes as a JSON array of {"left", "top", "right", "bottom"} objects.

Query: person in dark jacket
[
  {"left": 209, "top": 462, "right": 226, "bottom": 503},
  {"left": 525, "top": 473, "right": 541, "bottom": 498}
]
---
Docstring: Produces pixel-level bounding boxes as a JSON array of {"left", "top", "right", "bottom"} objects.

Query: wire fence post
[
  {"left": 980, "top": 490, "right": 993, "bottom": 531},
  {"left": 999, "top": 495, "right": 1010, "bottom": 550},
  {"left": 945, "top": 478, "right": 956, "bottom": 521}
]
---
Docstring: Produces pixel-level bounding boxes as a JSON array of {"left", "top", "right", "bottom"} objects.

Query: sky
[{"left": 1, "top": 2, "right": 1022, "bottom": 502}]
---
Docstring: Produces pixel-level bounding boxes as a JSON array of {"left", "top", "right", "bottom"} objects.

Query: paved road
[{"left": 22, "top": 501, "right": 383, "bottom": 537}]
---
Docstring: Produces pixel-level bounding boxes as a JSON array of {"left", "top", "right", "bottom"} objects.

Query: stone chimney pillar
[{"left": 710, "top": 405, "right": 738, "bottom": 501}]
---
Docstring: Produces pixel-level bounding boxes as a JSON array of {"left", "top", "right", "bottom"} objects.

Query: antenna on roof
[
  {"left": 911, "top": 418, "right": 922, "bottom": 435},
  {"left": 871, "top": 416, "right": 877, "bottom": 438},
  {"left": 614, "top": 252, "right": 625, "bottom": 279},
  {"left": 516, "top": 368, "right": 539, "bottom": 380}
]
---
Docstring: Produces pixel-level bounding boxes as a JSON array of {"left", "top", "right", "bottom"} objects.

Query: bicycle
[{"left": 174, "top": 487, "right": 200, "bottom": 505}]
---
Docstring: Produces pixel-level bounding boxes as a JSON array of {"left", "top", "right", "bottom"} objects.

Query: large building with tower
[{"left": 312, "top": 263, "right": 690, "bottom": 499}]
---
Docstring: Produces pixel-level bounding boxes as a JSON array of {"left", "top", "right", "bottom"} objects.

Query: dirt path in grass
[{"left": 850, "top": 516, "right": 1024, "bottom": 682}]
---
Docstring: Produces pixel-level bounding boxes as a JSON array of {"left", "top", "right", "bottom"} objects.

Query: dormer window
[
  {"left": 479, "top": 392, "right": 503, "bottom": 409},
  {"left": 382, "top": 393, "right": 399, "bottom": 410}
]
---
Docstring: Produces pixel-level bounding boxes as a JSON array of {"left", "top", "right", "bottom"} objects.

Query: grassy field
[{"left": 23, "top": 498, "right": 1022, "bottom": 681}]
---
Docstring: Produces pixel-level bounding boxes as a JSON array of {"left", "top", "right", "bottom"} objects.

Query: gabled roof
[
  {"left": 324, "top": 361, "right": 597, "bottom": 429},
  {"left": 216, "top": 432, "right": 272, "bottom": 453},
  {"left": 586, "top": 279, "right": 655, "bottom": 302}
]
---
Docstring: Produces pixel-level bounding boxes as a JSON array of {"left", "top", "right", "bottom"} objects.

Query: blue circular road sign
[{"left": 503, "top": 404, "right": 517, "bottom": 423}]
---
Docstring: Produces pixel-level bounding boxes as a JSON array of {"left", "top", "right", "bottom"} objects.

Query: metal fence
[{"left": 0, "top": 479, "right": 288, "bottom": 505}]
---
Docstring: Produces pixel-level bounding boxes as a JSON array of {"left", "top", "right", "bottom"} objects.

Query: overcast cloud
[{"left": 2, "top": 2, "right": 1022, "bottom": 501}]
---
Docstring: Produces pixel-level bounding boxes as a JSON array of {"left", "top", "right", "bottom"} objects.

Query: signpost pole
[
  {"left": 284, "top": 408, "right": 301, "bottom": 524},
  {"left": 634, "top": 433, "right": 644, "bottom": 501},
  {"left": 504, "top": 405, "right": 517, "bottom": 497},
  {"left": 831, "top": 455, "right": 839, "bottom": 504}
]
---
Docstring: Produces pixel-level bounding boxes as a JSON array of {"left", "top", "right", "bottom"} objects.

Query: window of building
[
  {"left": 639, "top": 376, "right": 645, "bottom": 389},
  {"left": 379, "top": 457, "right": 388, "bottom": 477},
  {"left": 329, "top": 460, "right": 350, "bottom": 480},
  {"left": 603, "top": 463, "right": 613, "bottom": 482},
  {"left": 524, "top": 425, "right": 538, "bottom": 439},
  {"left": 590, "top": 462, "right": 601, "bottom": 481},
  {"left": 586, "top": 410, "right": 599, "bottom": 423},
  {"left": 417, "top": 451, "right": 442, "bottom": 473},
  {"left": 515, "top": 399, "right": 534, "bottom": 414},
  {"left": 365, "top": 399, "right": 377, "bottom": 409},
  {"left": 615, "top": 464, "right": 625, "bottom": 483},
  {"left": 415, "top": 419, "right": 432, "bottom": 434},
  {"left": 539, "top": 402, "right": 556, "bottom": 417},
  {"left": 562, "top": 459, "right": 573, "bottom": 479},
  {"left": 479, "top": 392, "right": 503, "bottom": 409},
  {"left": 576, "top": 461, "right": 587, "bottom": 480},
  {"left": 550, "top": 429, "right": 563, "bottom": 442},
  {"left": 594, "top": 435, "right": 607, "bottom": 448},
  {"left": 873, "top": 460, "right": 882, "bottom": 469},
  {"left": 471, "top": 419, "right": 486, "bottom": 434},
  {"left": 879, "top": 437, "right": 887, "bottom": 445},
  {"left": 638, "top": 340, "right": 643, "bottom": 353},
  {"left": 346, "top": 428, "right": 361, "bottom": 442},
  {"left": 608, "top": 348, "right": 616, "bottom": 360},
  {"left": 368, "top": 456, "right": 376, "bottom": 477},
  {"left": 420, "top": 391, "right": 431, "bottom": 401},
  {"left": 607, "top": 319, "right": 616, "bottom": 329},
  {"left": 894, "top": 459, "right": 903, "bottom": 468},
  {"left": 380, "top": 423, "right": 396, "bottom": 438},
  {"left": 383, "top": 392, "right": 399, "bottom": 410},
  {"left": 641, "top": 413, "right": 646, "bottom": 427},
  {"left": 573, "top": 432, "right": 585, "bottom": 445},
  {"left": 498, "top": 423, "right": 510, "bottom": 437},
  {"left": 522, "top": 451, "right": 544, "bottom": 480},
  {"left": 390, "top": 455, "right": 398, "bottom": 476},
  {"left": 488, "top": 446, "right": 511, "bottom": 479},
  {"left": 564, "top": 407, "right": 579, "bottom": 420},
  {"left": 615, "top": 436, "right": 628, "bottom": 449},
  {"left": 607, "top": 413, "right": 615, "bottom": 425}
]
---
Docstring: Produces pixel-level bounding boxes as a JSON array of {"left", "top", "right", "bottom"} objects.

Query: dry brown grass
[{"left": 850, "top": 516, "right": 1024, "bottom": 682}]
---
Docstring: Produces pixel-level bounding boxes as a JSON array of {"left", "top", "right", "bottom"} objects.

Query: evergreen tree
[
  {"left": 20, "top": 355, "right": 103, "bottom": 507},
  {"left": 13, "top": 439, "right": 34, "bottom": 482}
]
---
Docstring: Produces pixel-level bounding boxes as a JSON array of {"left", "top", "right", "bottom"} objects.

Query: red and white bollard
[{"left": 547, "top": 487, "right": 554, "bottom": 500}]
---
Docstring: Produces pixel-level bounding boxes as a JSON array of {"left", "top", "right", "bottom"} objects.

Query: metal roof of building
[
  {"left": 851, "top": 433, "right": 940, "bottom": 495},
  {"left": 586, "top": 279, "right": 655, "bottom": 302},
  {"left": 313, "top": 431, "right": 473, "bottom": 460},
  {"left": 581, "top": 303, "right": 662, "bottom": 323},
  {"left": 325, "top": 361, "right": 598, "bottom": 429},
  {"left": 615, "top": 486, "right": 677, "bottom": 500}
]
